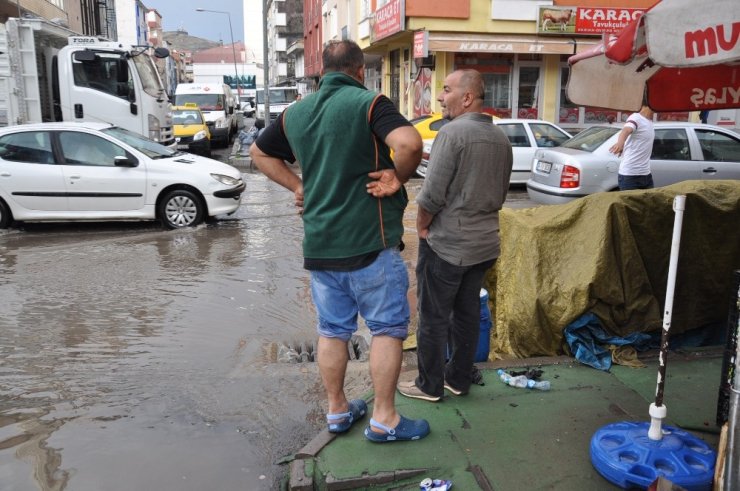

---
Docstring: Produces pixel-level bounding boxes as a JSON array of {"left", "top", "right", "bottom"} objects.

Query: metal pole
[
  {"left": 648, "top": 195, "right": 686, "bottom": 441},
  {"left": 195, "top": 9, "right": 240, "bottom": 105},
  {"left": 724, "top": 271, "right": 740, "bottom": 489},
  {"left": 225, "top": 14, "right": 240, "bottom": 105},
  {"left": 262, "top": 0, "right": 270, "bottom": 125}
]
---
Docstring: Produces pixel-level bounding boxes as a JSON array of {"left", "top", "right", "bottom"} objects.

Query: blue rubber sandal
[
  {"left": 327, "top": 399, "right": 367, "bottom": 433},
  {"left": 364, "top": 415, "right": 430, "bottom": 442}
]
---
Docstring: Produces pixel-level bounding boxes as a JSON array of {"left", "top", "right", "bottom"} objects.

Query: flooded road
[{"left": 0, "top": 149, "right": 535, "bottom": 490}]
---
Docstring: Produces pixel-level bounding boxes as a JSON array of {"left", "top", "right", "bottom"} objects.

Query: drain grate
[{"left": 274, "top": 335, "right": 369, "bottom": 363}]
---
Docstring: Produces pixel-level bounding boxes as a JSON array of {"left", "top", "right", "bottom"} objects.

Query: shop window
[{"left": 558, "top": 67, "right": 579, "bottom": 124}]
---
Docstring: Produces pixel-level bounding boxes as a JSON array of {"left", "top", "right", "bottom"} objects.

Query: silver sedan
[{"left": 526, "top": 122, "right": 740, "bottom": 205}]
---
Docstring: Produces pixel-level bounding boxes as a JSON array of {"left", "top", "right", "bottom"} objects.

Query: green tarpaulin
[{"left": 489, "top": 180, "right": 740, "bottom": 358}]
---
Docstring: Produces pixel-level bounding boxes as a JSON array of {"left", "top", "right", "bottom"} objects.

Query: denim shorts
[
  {"left": 310, "top": 247, "right": 410, "bottom": 341},
  {"left": 618, "top": 173, "right": 654, "bottom": 190}
]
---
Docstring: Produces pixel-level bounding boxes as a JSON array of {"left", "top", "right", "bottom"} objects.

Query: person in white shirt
[{"left": 609, "top": 105, "right": 655, "bottom": 190}]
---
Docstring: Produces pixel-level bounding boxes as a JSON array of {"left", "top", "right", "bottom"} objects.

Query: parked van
[{"left": 174, "top": 83, "right": 237, "bottom": 147}]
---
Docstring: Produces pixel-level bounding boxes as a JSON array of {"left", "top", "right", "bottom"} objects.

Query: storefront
[{"left": 363, "top": 0, "right": 691, "bottom": 130}]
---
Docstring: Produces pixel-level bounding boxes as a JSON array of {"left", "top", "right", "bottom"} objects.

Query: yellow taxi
[
  {"left": 410, "top": 112, "right": 448, "bottom": 140},
  {"left": 172, "top": 103, "right": 211, "bottom": 156},
  {"left": 411, "top": 112, "right": 499, "bottom": 140}
]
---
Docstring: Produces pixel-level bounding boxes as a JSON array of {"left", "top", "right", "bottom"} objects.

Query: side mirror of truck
[
  {"left": 153, "top": 47, "right": 170, "bottom": 59},
  {"left": 73, "top": 50, "right": 97, "bottom": 62}
]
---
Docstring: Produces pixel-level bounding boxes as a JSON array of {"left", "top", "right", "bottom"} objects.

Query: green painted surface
[{"left": 310, "top": 354, "right": 722, "bottom": 490}]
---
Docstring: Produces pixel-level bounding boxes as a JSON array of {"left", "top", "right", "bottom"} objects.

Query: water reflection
[{"left": 0, "top": 172, "right": 318, "bottom": 490}]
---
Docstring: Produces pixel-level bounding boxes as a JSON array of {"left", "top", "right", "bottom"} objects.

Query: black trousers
[{"left": 415, "top": 239, "right": 495, "bottom": 397}]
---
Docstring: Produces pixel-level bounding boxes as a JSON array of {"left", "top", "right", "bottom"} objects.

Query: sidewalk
[{"left": 287, "top": 348, "right": 723, "bottom": 490}]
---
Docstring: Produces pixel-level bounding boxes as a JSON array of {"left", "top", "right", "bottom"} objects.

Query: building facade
[
  {"left": 265, "top": 0, "right": 303, "bottom": 86},
  {"left": 295, "top": 0, "right": 734, "bottom": 129}
]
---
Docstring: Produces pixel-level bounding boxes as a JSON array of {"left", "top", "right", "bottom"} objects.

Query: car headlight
[
  {"left": 211, "top": 173, "right": 241, "bottom": 186},
  {"left": 215, "top": 118, "right": 229, "bottom": 129},
  {"left": 193, "top": 130, "right": 207, "bottom": 142}
]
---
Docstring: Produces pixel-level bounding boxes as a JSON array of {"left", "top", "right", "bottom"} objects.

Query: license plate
[
  {"left": 536, "top": 161, "right": 552, "bottom": 173},
  {"left": 177, "top": 144, "right": 189, "bottom": 150}
]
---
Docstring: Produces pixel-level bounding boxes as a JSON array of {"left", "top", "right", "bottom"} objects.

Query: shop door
[{"left": 516, "top": 65, "right": 541, "bottom": 119}]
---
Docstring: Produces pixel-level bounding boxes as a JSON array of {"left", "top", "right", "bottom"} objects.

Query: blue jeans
[
  {"left": 415, "top": 239, "right": 495, "bottom": 397},
  {"left": 310, "top": 247, "right": 410, "bottom": 341},
  {"left": 618, "top": 173, "right": 654, "bottom": 190}
]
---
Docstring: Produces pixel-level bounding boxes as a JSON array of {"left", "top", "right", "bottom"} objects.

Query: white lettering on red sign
[
  {"left": 578, "top": 8, "right": 642, "bottom": 22},
  {"left": 690, "top": 86, "right": 740, "bottom": 107},
  {"left": 459, "top": 42, "right": 514, "bottom": 52}
]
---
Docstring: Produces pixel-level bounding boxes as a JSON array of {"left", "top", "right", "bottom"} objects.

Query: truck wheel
[
  {"left": 158, "top": 189, "right": 205, "bottom": 229},
  {"left": 0, "top": 200, "right": 11, "bottom": 228}
]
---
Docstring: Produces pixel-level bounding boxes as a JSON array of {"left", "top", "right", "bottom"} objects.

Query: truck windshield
[
  {"left": 174, "top": 94, "right": 225, "bottom": 111},
  {"left": 256, "top": 88, "right": 298, "bottom": 104},
  {"left": 132, "top": 55, "right": 164, "bottom": 99}
]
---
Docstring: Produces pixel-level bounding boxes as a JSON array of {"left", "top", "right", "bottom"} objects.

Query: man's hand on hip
[{"left": 366, "top": 169, "right": 401, "bottom": 197}]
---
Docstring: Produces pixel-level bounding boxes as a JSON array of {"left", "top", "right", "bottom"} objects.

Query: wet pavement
[{"left": 0, "top": 140, "right": 536, "bottom": 490}]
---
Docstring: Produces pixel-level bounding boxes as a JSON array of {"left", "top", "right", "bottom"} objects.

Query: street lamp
[{"left": 195, "top": 8, "right": 241, "bottom": 106}]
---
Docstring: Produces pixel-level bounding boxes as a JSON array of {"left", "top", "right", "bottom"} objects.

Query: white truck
[
  {"left": 255, "top": 86, "right": 299, "bottom": 124},
  {"left": 0, "top": 18, "right": 173, "bottom": 145}
]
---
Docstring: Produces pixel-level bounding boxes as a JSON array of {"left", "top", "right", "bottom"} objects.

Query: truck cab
[
  {"left": 0, "top": 19, "right": 173, "bottom": 145},
  {"left": 255, "top": 87, "right": 299, "bottom": 124},
  {"left": 58, "top": 37, "right": 174, "bottom": 146}
]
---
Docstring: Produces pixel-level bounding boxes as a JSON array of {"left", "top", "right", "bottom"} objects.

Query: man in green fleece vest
[{"left": 250, "top": 40, "right": 430, "bottom": 442}]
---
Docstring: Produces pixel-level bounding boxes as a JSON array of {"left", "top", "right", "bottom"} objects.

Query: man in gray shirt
[{"left": 398, "top": 69, "right": 512, "bottom": 401}]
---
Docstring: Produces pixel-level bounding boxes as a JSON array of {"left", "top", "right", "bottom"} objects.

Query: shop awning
[{"left": 428, "top": 32, "right": 577, "bottom": 55}]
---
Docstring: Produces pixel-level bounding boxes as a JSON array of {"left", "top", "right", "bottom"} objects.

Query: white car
[
  {"left": 418, "top": 119, "right": 572, "bottom": 183},
  {"left": 0, "top": 122, "right": 245, "bottom": 229},
  {"left": 526, "top": 122, "right": 740, "bottom": 205}
]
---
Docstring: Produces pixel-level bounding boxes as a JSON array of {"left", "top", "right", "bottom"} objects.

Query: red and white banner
[{"left": 373, "top": 0, "right": 405, "bottom": 42}]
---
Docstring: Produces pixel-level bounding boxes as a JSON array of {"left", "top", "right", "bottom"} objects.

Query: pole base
[{"left": 590, "top": 421, "right": 716, "bottom": 490}]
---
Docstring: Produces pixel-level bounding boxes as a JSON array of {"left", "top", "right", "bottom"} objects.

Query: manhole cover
[{"left": 273, "top": 335, "right": 369, "bottom": 363}]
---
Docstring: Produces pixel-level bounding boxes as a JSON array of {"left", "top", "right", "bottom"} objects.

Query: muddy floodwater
[{"left": 0, "top": 162, "right": 533, "bottom": 490}]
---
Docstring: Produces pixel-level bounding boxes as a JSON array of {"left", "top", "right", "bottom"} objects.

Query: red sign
[
  {"left": 413, "top": 30, "right": 428, "bottom": 58},
  {"left": 537, "top": 6, "right": 646, "bottom": 35},
  {"left": 575, "top": 8, "right": 645, "bottom": 34},
  {"left": 648, "top": 65, "right": 740, "bottom": 112},
  {"left": 373, "top": 0, "right": 405, "bottom": 42}
]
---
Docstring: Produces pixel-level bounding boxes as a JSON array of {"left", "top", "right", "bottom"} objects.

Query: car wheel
[
  {"left": 0, "top": 200, "right": 11, "bottom": 228},
  {"left": 158, "top": 189, "right": 205, "bottom": 229}
]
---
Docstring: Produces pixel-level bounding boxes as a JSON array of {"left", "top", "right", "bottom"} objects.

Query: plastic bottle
[
  {"left": 497, "top": 369, "right": 551, "bottom": 391},
  {"left": 527, "top": 379, "right": 551, "bottom": 391},
  {"left": 497, "top": 369, "right": 528, "bottom": 388}
]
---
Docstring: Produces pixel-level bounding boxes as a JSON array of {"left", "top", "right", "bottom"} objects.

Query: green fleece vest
[{"left": 282, "top": 72, "right": 407, "bottom": 260}]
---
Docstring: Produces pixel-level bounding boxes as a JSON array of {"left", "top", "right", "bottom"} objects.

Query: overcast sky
[{"left": 146, "top": 0, "right": 245, "bottom": 44}]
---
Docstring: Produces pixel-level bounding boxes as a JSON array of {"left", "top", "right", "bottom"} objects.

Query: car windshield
[
  {"left": 561, "top": 127, "right": 621, "bottom": 153},
  {"left": 256, "top": 88, "right": 298, "bottom": 104},
  {"left": 101, "top": 126, "right": 177, "bottom": 159},
  {"left": 172, "top": 109, "right": 204, "bottom": 125},
  {"left": 174, "top": 94, "right": 225, "bottom": 111}
]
